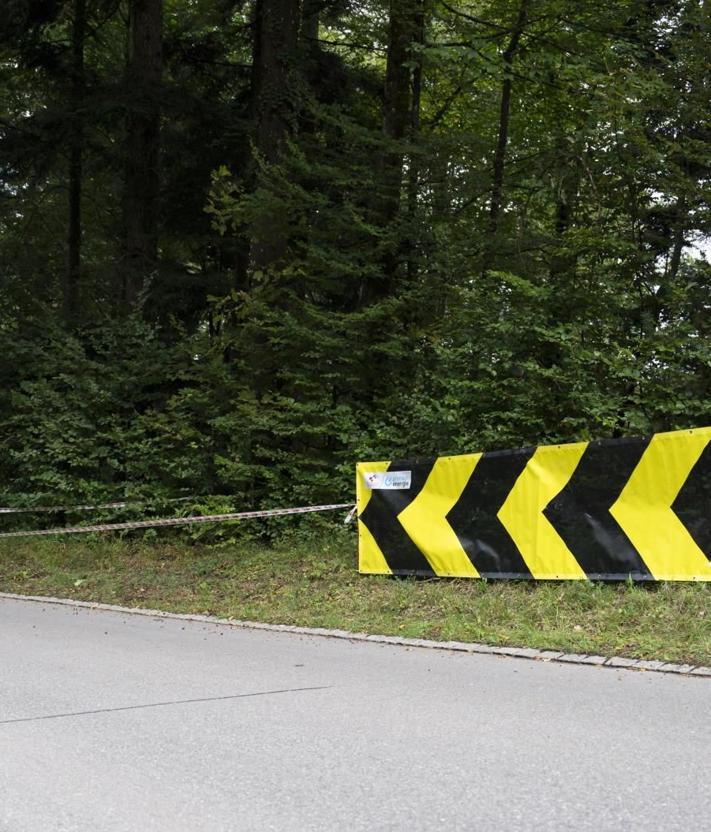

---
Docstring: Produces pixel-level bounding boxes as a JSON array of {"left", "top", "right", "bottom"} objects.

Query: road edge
[{"left": 1, "top": 591, "right": 709, "bottom": 678}]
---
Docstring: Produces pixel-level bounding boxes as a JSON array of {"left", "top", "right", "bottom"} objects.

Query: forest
[{"left": 1, "top": 0, "right": 710, "bottom": 512}]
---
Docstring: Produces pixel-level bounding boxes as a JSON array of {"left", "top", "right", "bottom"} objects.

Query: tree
[
  {"left": 249, "top": 0, "right": 302, "bottom": 274},
  {"left": 1, "top": 0, "right": 710, "bottom": 510},
  {"left": 65, "top": 0, "right": 86, "bottom": 322},
  {"left": 123, "top": 0, "right": 163, "bottom": 308}
]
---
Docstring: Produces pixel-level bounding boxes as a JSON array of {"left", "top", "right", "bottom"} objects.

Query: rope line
[
  {"left": 0, "top": 503, "right": 355, "bottom": 539},
  {"left": 0, "top": 496, "right": 197, "bottom": 515}
]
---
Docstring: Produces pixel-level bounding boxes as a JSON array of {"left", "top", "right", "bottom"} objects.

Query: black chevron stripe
[
  {"left": 446, "top": 447, "right": 535, "bottom": 579},
  {"left": 358, "top": 460, "right": 436, "bottom": 575},
  {"left": 672, "top": 440, "right": 711, "bottom": 563},
  {"left": 544, "top": 437, "right": 653, "bottom": 580}
]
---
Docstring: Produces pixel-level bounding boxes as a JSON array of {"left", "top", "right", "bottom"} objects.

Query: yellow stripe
[
  {"left": 609, "top": 428, "right": 711, "bottom": 581},
  {"left": 356, "top": 461, "right": 392, "bottom": 575},
  {"left": 398, "top": 455, "right": 482, "bottom": 578},
  {"left": 497, "top": 442, "right": 589, "bottom": 580}
]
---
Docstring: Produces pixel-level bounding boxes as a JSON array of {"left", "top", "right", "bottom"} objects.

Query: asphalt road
[{"left": 0, "top": 598, "right": 708, "bottom": 832}]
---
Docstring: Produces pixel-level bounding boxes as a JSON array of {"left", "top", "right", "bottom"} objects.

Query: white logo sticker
[{"left": 363, "top": 471, "right": 412, "bottom": 490}]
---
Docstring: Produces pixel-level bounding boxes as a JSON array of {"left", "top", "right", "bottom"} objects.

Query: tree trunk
[
  {"left": 487, "top": 0, "right": 530, "bottom": 236},
  {"left": 667, "top": 196, "right": 686, "bottom": 282},
  {"left": 123, "top": 0, "right": 162, "bottom": 309},
  {"left": 367, "top": 0, "right": 425, "bottom": 300},
  {"left": 406, "top": 2, "right": 425, "bottom": 219},
  {"left": 382, "top": 0, "right": 423, "bottom": 225},
  {"left": 299, "top": 0, "right": 321, "bottom": 92},
  {"left": 549, "top": 136, "right": 581, "bottom": 285},
  {"left": 301, "top": 0, "right": 319, "bottom": 44},
  {"left": 64, "top": 0, "right": 86, "bottom": 324},
  {"left": 249, "top": 0, "right": 301, "bottom": 273},
  {"left": 406, "top": 2, "right": 426, "bottom": 283}
]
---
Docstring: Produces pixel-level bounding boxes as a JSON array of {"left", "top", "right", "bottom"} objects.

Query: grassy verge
[{"left": 1, "top": 528, "right": 709, "bottom": 665}]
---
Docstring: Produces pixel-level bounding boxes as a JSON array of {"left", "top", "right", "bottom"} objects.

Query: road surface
[{"left": 0, "top": 597, "right": 708, "bottom": 831}]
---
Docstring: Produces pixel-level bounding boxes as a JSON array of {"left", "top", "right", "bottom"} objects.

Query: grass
[{"left": 0, "top": 526, "right": 709, "bottom": 665}]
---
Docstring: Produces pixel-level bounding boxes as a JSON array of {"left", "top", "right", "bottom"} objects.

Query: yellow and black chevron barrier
[{"left": 356, "top": 427, "right": 711, "bottom": 581}]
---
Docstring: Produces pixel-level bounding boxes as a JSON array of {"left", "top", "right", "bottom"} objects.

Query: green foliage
[{"left": 1, "top": 0, "right": 710, "bottom": 523}]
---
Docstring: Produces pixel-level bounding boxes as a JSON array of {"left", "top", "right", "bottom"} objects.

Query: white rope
[
  {"left": 0, "top": 503, "right": 355, "bottom": 539},
  {"left": 0, "top": 496, "right": 197, "bottom": 515}
]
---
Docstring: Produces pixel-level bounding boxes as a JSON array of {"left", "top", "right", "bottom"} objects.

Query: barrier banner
[{"left": 356, "top": 427, "right": 711, "bottom": 581}]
